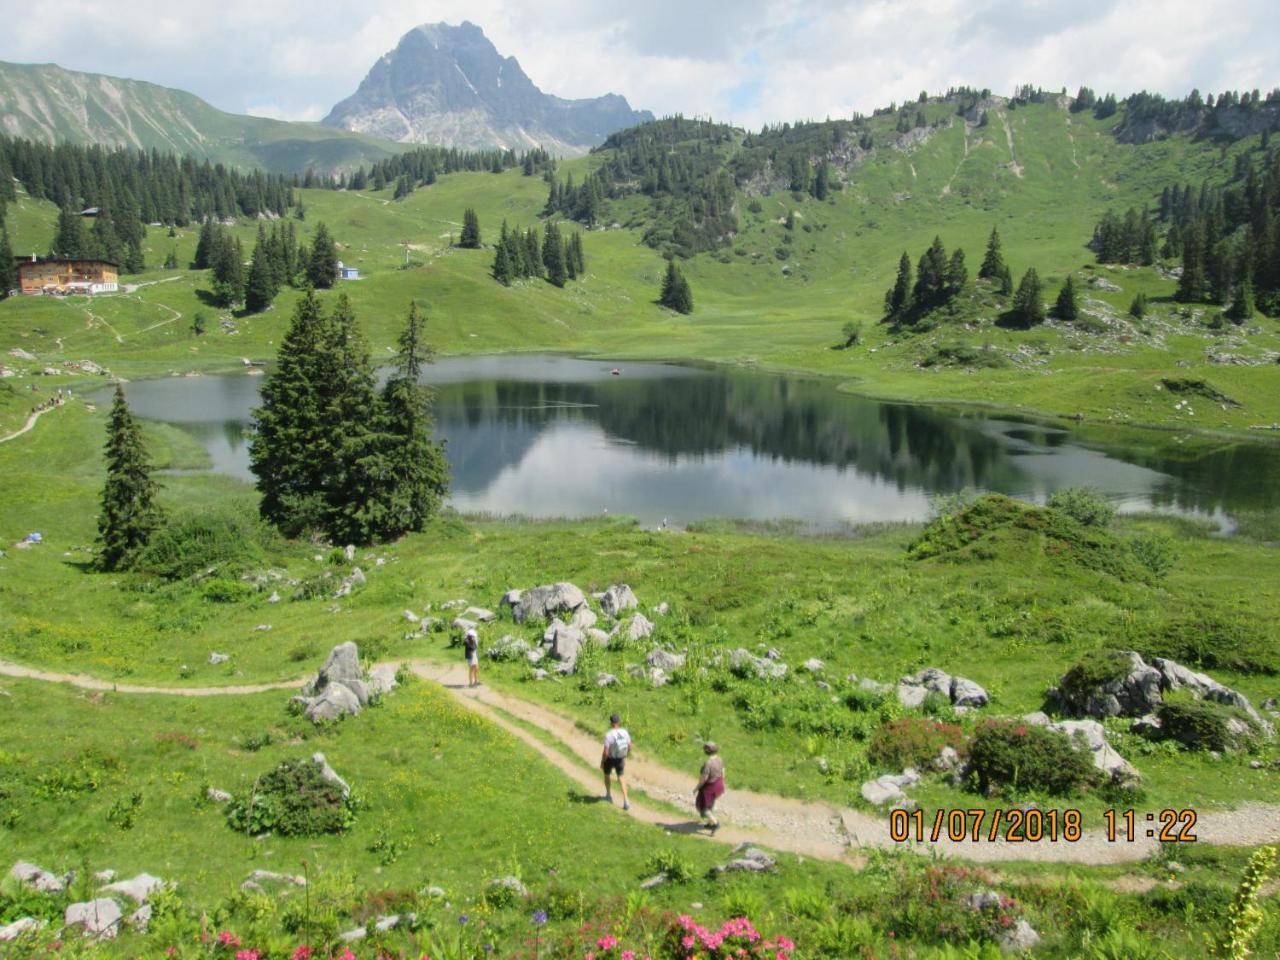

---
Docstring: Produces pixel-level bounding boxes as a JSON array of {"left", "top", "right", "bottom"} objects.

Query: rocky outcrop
[
  {"left": 9, "top": 861, "right": 64, "bottom": 893},
  {"left": 100, "top": 873, "right": 164, "bottom": 904},
  {"left": 600, "top": 584, "right": 639, "bottom": 617},
  {"left": 860, "top": 768, "right": 921, "bottom": 807},
  {"left": 714, "top": 844, "right": 777, "bottom": 874},
  {"left": 729, "top": 648, "right": 788, "bottom": 681},
  {"left": 1022, "top": 712, "right": 1141, "bottom": 785},
  {"left": 293, "top": 642, "right": 370, "bottom": 723},
  {"left": 65, "top": 899, "right": 122, "bottom": 939},
  {"left": 512, "top": 582, "right": 586, "bottom": 623},
  {"left": 897, "top": 667, "right": 989, "bottom": 709}
]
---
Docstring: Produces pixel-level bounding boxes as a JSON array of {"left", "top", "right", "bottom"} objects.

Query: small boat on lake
[{"left": 610, "top": 368, "right": 621, "bottom": 376}]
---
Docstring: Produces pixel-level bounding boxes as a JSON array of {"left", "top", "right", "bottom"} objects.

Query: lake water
[{"left": 96, "top": 355, "right": 1280, "bottom": 528}]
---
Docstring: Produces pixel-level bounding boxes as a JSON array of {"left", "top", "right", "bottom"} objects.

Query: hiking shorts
[{"left": 602, "top": 755, "right": 626, "bottom": 776}]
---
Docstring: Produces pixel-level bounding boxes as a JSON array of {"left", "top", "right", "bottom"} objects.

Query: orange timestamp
[{"left": 889, "top": 807, "right": 1199, "bottom": 843}]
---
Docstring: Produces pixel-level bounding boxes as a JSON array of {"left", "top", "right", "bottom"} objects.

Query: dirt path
[
  {"left": 4, "top": 656, "right": 1278, "bottom": 865},
  {"left": 0, "top": 405, "right": 58, "bottom": 444}
]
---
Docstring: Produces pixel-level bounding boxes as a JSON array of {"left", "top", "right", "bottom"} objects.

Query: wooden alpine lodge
[{"left": 10, "top": 255, "right": 120, "bottom": 296}]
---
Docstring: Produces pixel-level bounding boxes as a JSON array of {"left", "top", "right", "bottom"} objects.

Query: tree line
[
  {"left": 47, "top": 202, "right": 146, "bottom": 272},
  {"left": 302, "top": 145, "right": 556, "bottom": 194},
  {"left": 195, "top": 219, "right": 339, "bottom": 311},
  {"left": 491, "top": 218, "right": 585, "bottom": 287},
  {"left": 0, "top": 135, "right": 294, "bottom": 226}
]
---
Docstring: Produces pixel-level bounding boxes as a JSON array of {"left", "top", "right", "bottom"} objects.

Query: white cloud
[{"left": 0, "top": 0, "right": 1275, "bottom": 131}]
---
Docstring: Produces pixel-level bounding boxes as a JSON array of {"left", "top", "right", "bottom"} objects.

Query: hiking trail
[{"left": 2, "top": 656, "right": 1277, "bottom": 866}]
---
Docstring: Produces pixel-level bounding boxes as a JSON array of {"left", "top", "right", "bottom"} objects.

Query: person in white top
[{"left": 601, "top": 713, "right": 632, "bottom": 810}]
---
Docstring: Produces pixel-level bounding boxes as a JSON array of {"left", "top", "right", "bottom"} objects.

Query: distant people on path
[
  {"left": 464, "top": 628, "right": 480, "bottom": 687},
  {"left": 601, "top": 713, "right": 632, "bottom": 810},
  {"left": 695, "top": 742, "right": 724, "bottom": 833}
]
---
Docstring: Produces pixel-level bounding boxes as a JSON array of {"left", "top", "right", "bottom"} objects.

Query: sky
[{"left": 1, "top": 0, "right": 1277, "bottom": 129}]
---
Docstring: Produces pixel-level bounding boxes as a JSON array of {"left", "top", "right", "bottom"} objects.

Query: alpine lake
[{"left": 94, "top": 354, "right": 1280, "bottom": 531}]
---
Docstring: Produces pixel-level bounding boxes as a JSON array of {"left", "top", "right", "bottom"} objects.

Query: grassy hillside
[
  {"left": 0, "top": 61, "right": 408, "bottom": 174},
  {"left": 3, "top": 96, "right": 1278, "bottom": 437}
]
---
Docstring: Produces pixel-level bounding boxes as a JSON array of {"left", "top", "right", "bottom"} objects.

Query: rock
[
  {"left": 368, "top": 663, "right": 399, "bottom": 695},
  {"left": 1056, "top": 651, "right": 1163, "bottom": 719},
  {"left": 207, "top": 787, "right": 232, "bottom": 803},
  {"left": 646, "top": 648, "right": 685, "bottom": 672},
  {"left": 312, "top": 752, "right": 351, "bottom": 796},
  {"left": 950, "top": 676, "right": 989, "bottom": 708},
  {"left": 94, "top": 870, "right": 117, "bottom": 882},
  {"left": 65, "top": 899, "right": 122, "bottom": 939},
  {"left": 896, "top": 683, "right": 929, "bottom": 709},
  {"left": 547, "top": 624, "right": 584, "bottom": 671},
  {"left": 1130, "top": 714, "right": 1162, "bottom": 737},
  {"left": 499, "top": 589, "right": 523, "bottom": 609},
  {"left": 531, "top": 668, "right": 550, "bottom": 681},
  {"left": 998, "top": 919, "right": 1041, "bottom": 953},
  {"left": 861, "top": 776, "right": 908, "bottom": 807},
  {"left": 627, "top": 613, "right": 655, "bottom": 641},
  {"left": 439, "top": 599, "right": 468, "bottom": 610},
  {"left": 267, "top": 591, "right": 280, "bottom": 604},
  {"left": 0, "top": 917, "right": 42, "bottom": 942},
  {"left": 715, "top": 845, "right": 777, "bottom": 874},
  {"left": 339, "top": 927, "right": 366, "bottom": 943},
  {"left": 464, "top": 607, "right": 497, "bottom": 623},
  {"left": 802, "top": 658, "right": 826, "bottom": 673},
  {"left": 858, "top": 677, "right": 890, "bottom": 694},
  {"left": 1251, "top": 760, "right": 1265, "bottom": 770},
  {"left": 451, "top": 617, "right": 478, "bottom": 633},
  {"left": 653, "top": 601, "right": 670, "bottom": 616},
  {"left": 512, "top": 583, "right": 587, "bottom": 623},
  {"left": 729, "top": 648, "right": 788, "bottom": 681},
  {"left": 639, "top": 873, "right": 669, "bottom": 890},
  {"left": 10, "top": 861, "right": 63, "bottom": 893},
  {"left": 245, "top": 869, "right": 306, "bottom": 888},
  {"left": 128, "top": 904, "right": 152, "bottom": 931},
  {"left": 488, "top": 875, "right": 528, "bottom": 898},
  {"left": 569, "top": 606, "right": 598, "bottom": 630},
  {"left": 9, "top": 348, "right": 37, "bottom": 360},
  {"left": 312, "top": 642, "right": 362, "bottom": 689},
  {"left": 908, "top": 667, "right": 952, "bottom": 697},
  {"left": 649, "top": 667, "right": 669, "bottom": 688},
  {"left": 587, "top": 628, "right": 612, "bottom": 646},
  {"left": 302, "top": 683, "right": 362, "bottom": 722},
  {"left": 1023, "top": 713, "right": 1141, "bottom": 784},
  {"left": 526, "top": 648, "right": 545, "bottom": 665},
  {"left": 1153, "top": 657, "right": 1272, "bottom": 734},
  {"left": 934, "top": 746, "right": 961, "bottom": 772},
  {"left": 403, "top": 610, "right": 419, "bottom": 623},
  {"left": 600, "top": 584, "right": 639, "bottom": 617},
  {"left": 964, "top": 890, "right": 1004, "bottom": 911},
  {"left": 596, "top": 673, "right": 619, "bottom": 687}
]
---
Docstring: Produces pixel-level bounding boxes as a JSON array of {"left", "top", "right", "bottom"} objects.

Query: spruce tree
[
  {"left": 245, "top": 243, "right": 276, "bottom": 313},
  {"left": 492, "top": 241, "right": 513, "bottom": 285},
  {"left": 659, "top": 260, "right": 680, "bottom": 309},
  {"left": 210, "top": 233, "right": 244, "bottom": 307},
  {"left": 50, "top": 205, "right": 92, "bottom": 260},
  {"left": 946, "top": 248, "right": 968, "bottom": 296},
  {"left": 97, "top": 386, "right": 163, "bottom": 571},
  {"left": 913, "top": 236, "right": 949, "bottom": 309},
  {"left": 1129, "top": 292, "right": 1148, "bottom": 319},
  {"left": 1054, "top": 276, "right": 1079, "bottom": 320},
  {"left": 1226, "top": 279, "right": 1255, "bottom": 323},
  {"left": 1177, "top": 221, "right": 1207, "bottom": 302},
  {"left": 307, "top": 223, "right": 338, "bottom": 289},
  {"left": 673, "top": 271, "right": 694, "bottom": 314},
  {"left": 459, "top": 208, "right": 481, "bottom": 249},
  {"left": 1010, "top": 268, "right": 1046, "bottom": 327},
  {"left": 979, "top": 226, "right": 1006, "bottom": 280},
  {"left": 998, "top": 264, "right": 1014, "bottom": 296},
  {"left": 0, "top": 219, "right": 15, "bottom": 298},
  {"left": 542, "top": 222, "right": 567, "bottom": 287},
  {"left": 192, "top": 220, "right": 216, "bottom": 269},
  {"left": 570, "top": 232, "right": 586, "bottom": 275},
  {"left": 885, "top": 252, "right": 913, "bottom": 317}
]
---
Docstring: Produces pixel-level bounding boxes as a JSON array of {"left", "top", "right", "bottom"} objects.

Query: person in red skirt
[{"left": 695, "top": 742, "right": 725, "bottom": 832}]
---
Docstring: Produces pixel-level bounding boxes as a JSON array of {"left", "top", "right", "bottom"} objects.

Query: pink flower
[
  {"left": 622, "top": 952, "right": 636, "bottom": 960},
  {"left": 291, "top": 948, "right": 313, "bottom": 960},
  {"left": 166, "top": 949, "right": 177, "bottom": 958},
  {"left": 217, "top": 931, "right": 241, "bottom": 947},
  {"left": 597, "top": 935, "right": 619, "bottom": 950},
  {"left": 235, "top": 951, "right": 260, "bottom": 960},
  {"left": 682, "top": 936, "right": 696, "bottom": 949},
  {"left": 336, "top": 949, "right": 356, "bottom": 960}
]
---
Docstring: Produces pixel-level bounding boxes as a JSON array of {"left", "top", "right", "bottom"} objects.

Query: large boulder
[
  {"left": 627, "top": 613, "right": 655, "bottom": 642},
  {"left": 464, "top": 607, "right": 496, "bottom": 623},
  {"left": 100, "top": 873, "right": 164, "bottom": 904},
  {"left": 896, "top": 684, "right": 929, "bottom": 709},
  {"left": 729, "top": 648, "right": 788, "bottom": 681},
  {"left": 570, "top": 606, "right": 598, "bottom": 630},
  {"left": 312, "top": 752, "right": 351, "bottom": 796},
  {"left": 1152, "top": 657, "right": 1273, "bottom": 734},
  {"left": 860, "top": 768, "right": 920, "bottom": 807},
  {"left": 999, "top": 920, "right": 1041, "bottom": 953},
  {"left": 0, "top": 917, "right": 43, "bottom": 942},
  {"left": 299, "top": 683, "right": 362, "bottom": 723},
  {"left": 65, "top": 899, "right": 122, "bottom": 940},
  {"left": 9, "top": 861, "right": 63, "bottom": 893},
  {"left": 1023, "top": 713, "right": 1141, "bottom": 784},
  {"left": 547, "top": 623, "right": 584, "bottom": 672},
  {"left": 600, "top": 584, "right": 639, "bottom": 617},
  {"left": 646, "top": 648, "right": 685, "bottom": 672},
  {"left": 311, "top": 642, "right": 362, "bottom": 691},
  {"left": 512, "top": 583, "right": 586, "bottom": 623},
  {"left": 295, "top": 642, "right": 374, "bottom": 723},
  {"left": 951, "top": 676, "right": 990, "bottom": 708}
]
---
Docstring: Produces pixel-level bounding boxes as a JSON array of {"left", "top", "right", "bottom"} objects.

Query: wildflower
[
  {"left": 597, "top": 934, "right": 619, "bottom": 950},
  {"left": 622, "top": 952, "right": 636, "bottom": 960},
  {"left": 291, "top": 948, "right": 313, "bottom": 960},
  {"left": 235, "top": 951, "right": 261, "bottom": 960},
  {"left": 459, "top": 914, "right": 470, "bottom": 925},
  {"left": 532, "top": 910, "right": 548, "bottom": 926},
  {"left": 217, "top": 931, "right": 241, "bottom": 947},
  {"left": 166, "top": 950, "right": 178, "bottom": 958},
  {"left": 335, "top": 949, "right": 357, "bottom": 960}
]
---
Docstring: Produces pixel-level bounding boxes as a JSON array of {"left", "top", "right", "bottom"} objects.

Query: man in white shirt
[{"left": 601, "top": 713, "right": 632, "bottom": 810}]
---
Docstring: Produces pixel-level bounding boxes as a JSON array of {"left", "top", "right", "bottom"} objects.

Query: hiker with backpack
[
  {"left": 463, "top": 628, "right": 480, "bottom": 688},
  {"left": 601, "top": 713, "right": 632, "bottom": 810},
  {"left": 695, "top": 742, "right": 725, "bottom": 833}
]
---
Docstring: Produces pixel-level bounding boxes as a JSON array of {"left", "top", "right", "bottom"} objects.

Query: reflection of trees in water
[
  {"left": 1121, "top": 442, "right": 1280, "bottom": 514},
  {"left": 434, "top": 373, "right": 1033, "bottom": 495}
]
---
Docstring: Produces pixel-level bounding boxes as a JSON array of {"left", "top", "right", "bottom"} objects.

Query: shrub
[
  {"left": 889, "top": 863, "right": 1020, "bottom": 945},
  {"left": 202, "top": 578, "right": 256, "bottom": 603},
  {"left": 867, "top": 717, "right": 965, "bottom": 771},
  {"left": 645, "top": 849, "right": 695, "bottom": 884},
  {"left": 226, "top": 758, "right": 359, "bottom": 836},
  {"left": 1130, "top": 534, "right": 1177, "bottom": 577},
  {"left": 1058, "top": 649, "right": 1134, "bottom": 705},
  {"left": 1156, "top": 697, "right": 1256, "bottom": 752},
  {"left": 967, "top": 719, "right": 1095, "bottom": 796},
  {"left": 1140, "top": 615, "right": 1277, "bottom": 676},
  {"left": 292, "top": 572, "right": 334, "bottom": 601},
  {"left": 135, "top": 507, "right": 272, "bottom": 580},
  {"left": 1047, "top": 487, "right": 1116, "bottom": 528}
]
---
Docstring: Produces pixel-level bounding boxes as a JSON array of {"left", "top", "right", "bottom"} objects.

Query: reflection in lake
[{"left": 95, "top": 355, "right": 1279, "bottom": 527}]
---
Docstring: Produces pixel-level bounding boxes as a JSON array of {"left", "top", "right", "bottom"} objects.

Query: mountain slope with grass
[{"left": 0, "top": 61, "right": 408, "bottom": 174}]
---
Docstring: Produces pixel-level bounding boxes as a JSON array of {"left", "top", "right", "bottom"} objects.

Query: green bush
[
  {"left": 1058, "top": 649, "right": 1134, "bottom": 705},
  {"left": 867, "top": 717, "right": 965, "bottom": 771},
  {"left": 1140, "top": 614, "right": 1278, "bottom": 676},
  {"left": 135, "top": 507, "right": 272, "bottom": 580},
  {"left": 1130, "top": 534, "right": 1177, "bottom": 577},
  {"left": 1047, "top": 487, "right": 1116, "bottom": 528},
  {"left": 226, "top": 758, "right": 359, "bottom": 836},
  {"left": 645, "top": 849, "right": 695, "bottom": 884},
  {"left": 1156, "top": 698, "right": 1255, "bottom": 751},
  {"left": 967, "top": 719, "right": 1095, "bottom": 796},
  {"left": 202, "top": 578, "right": 256, "bottom": 603}
]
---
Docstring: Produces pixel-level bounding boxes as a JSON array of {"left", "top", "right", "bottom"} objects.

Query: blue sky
[{"left": 0, "top": 0, "right": 1276, "bottom": 128}]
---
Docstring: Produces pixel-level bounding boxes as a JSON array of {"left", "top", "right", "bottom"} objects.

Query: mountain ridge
[{"left": 321, "top": 21, "right": 653, "bottom": 156}]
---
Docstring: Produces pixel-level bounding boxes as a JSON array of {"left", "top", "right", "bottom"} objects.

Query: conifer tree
[
  {"left": 913, "top": 236, "right": 949, "bottom": 309},
  {"left": 245, "top": 241, "right": 277, "bottom": 313},
  {"left": 323, "top": 294, "right": 383, "bottom": 544},
  {"left": 998, "top": 264, "right": 1014, "bottom": 296},
  {"left": 90, "top": 205, "right": 125, "bottom": 266},
  {"left": 0, "top": 219, "right": 15, "bottom": 298},
  {"left": 524, "top": 228, "right": 542, "bottom": 277},
  {"left": 210, "top": 232, "right": 244, "bottom": 307},
  {"left": 97, "top": 386, "right": 163, "bottom": 571},
  {"left": 459, "top": 208, "right": 482, "bottom": 249},
  {"left": 885, "top": 252, "right": 913, "bottom": 317},
  {"left": 492, "top": 241, "right": 513, "bottom": 285},
  {"left": 659, "top": 260, "right": 693, "bottom": 313},
  {"left": 1129, "top": 292, "right": 1148, "bottom": 319},
  {"left": 1054, "top": 276, "right": 1079, "bottom": 320},
  {"left": 946, "top": 248, "right": 968, "bottom": 296},
  {"left": 1177, "top": 220, "right": 1207, "bottom": 302},
  {"left": 193, "top": 219, "right": 216, "bottom": 269},
  {"left": 570, "top": 232, "right": 586, "bottom": 276},
  {"left": 50, "top": 204, "right": 92, "bottom": 260},
  {"left": 307, "top": 223, "right": 338, "bottom": 289},
  {"left": 1226, "top": 278, "right": 1255, "bottom": 323},
  {"left": 979, "top": 226, "right": 1006, "bottom": 280},
  {"left": 542, "top": 222, "right": 567, "bottom": 287},
  {"left": 1010, "top": 268, "right": 1046, "bottom": 327},
  {"left": 295, "top": 198, "right": 306, "bottom": 221}
]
